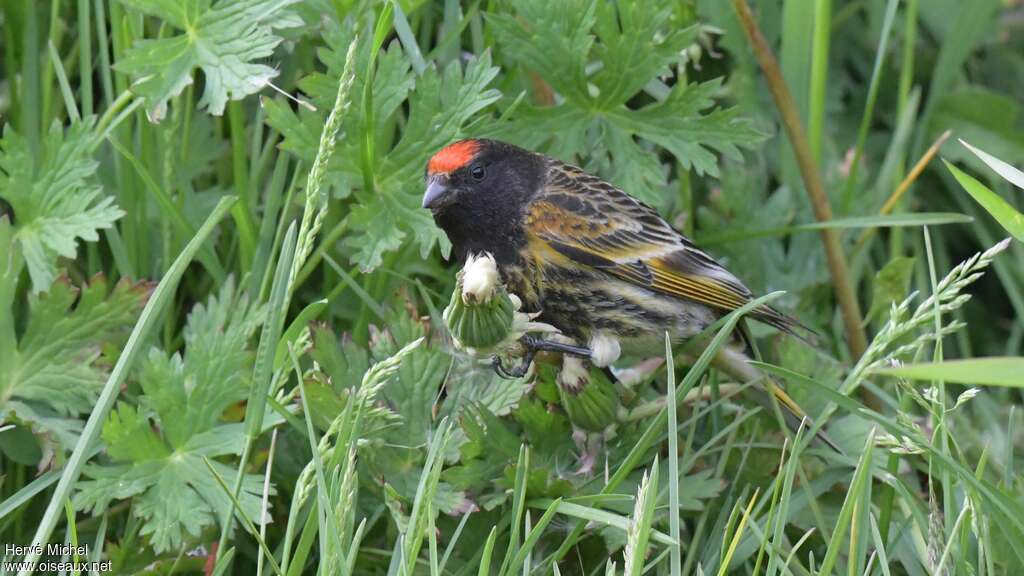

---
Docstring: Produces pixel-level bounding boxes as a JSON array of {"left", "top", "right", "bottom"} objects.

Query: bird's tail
[
  {"left": 713, "top": 347, "right": 842, "bottom": 454},
  {"left": 757, "top": 379, "right": 843, "bottom": 454},
  {"left": 752, "top": 305, "right": 819, "bottom": 347}
]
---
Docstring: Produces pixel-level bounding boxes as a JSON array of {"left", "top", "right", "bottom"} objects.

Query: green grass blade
[
  {"left": 526, "top": 500, "right": 676, "bottom": 548},
  {"left": 202, "top": 456, "right": 284, "bottom": 576},
  {"left": 47, "top": 40, "right": 80, "bottom": 123},
  {"left": 753, "top": 437, "right": 788, "bottom": 576},
  {"left": 63, "top": 498, "right": 80, "bottom": 574},
  {"left": 807, "top": 0, "right": 830, "bottom": 165},
  {"left": 960, "top": 139, "right": 1024, "bottom": 191},
  {"left": 840, "top": 0, "right": 899, "bottom": 210},
  {"left": 248, "top": 152, "right": 291, "bottom": 299},
  {"left": 665, "top": 334, "right": 682, "bottom": 576},
  {"left": 944, "top": 159, "right": 1024, "bottom": 241},
  {"left": 868, "top": 514, "right": 892, "bottom": 576},
  {"left": 817, "top": 429, "right": 876, "bottom": 576},
  {"left": 76, "top": 0, "right": 92, "bottom": 117},
  {"left": 0, "top": 470, "right": 59, "bottom": 522},
  {"left": 214, "top": 222, "right": 296, "bottom": 567},
  {"left": 503, "top": 498, "right": 561, "bottom": 576},
  {"left": 717, "top": 488, "right": 759, "bottom": 576},
  {"left": 272, "top": 298, "right": 328, "bottom": 371},
  {"left": 875, "top": 357, "right": 1024, "bottom": 387},
  {"left": 249, "top": 222, "right": 297, "bottom": 438},
  {"left": 18, "top": 196, "right": 237, "bottom": 573},
  {"left": 403, "top": 419, "right": 452, "bottom": 576},
  {"left": 438, "top": 511, "right": 473, "bottom": 576},
  {"left": 257, "top": 429, "right": 279, "bottom": 576},
  {"left": 478, "top": 527, "right": 498, "bottom": 576},
  {"left": 499, "top": 444, "right": 530, "bottom": 576},
  {"left": 392, "top": 0, "right": 426, "bottom": 75},
  {"left": 210, "top": 547, "right": 236, "bottom": 576},
  {"left": 699, "top": 212, "right": 973, "bottom": 246}
]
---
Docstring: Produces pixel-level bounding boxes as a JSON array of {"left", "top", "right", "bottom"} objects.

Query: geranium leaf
[
  {"left": 0, "top": 119, "right": 125, "bottom": 293},
  {"left": 116, "top": 0, "right": 301, "bottom": 119}
]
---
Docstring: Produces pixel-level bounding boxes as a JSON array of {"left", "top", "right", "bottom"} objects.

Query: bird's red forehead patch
[{"left": 428, "top": 140, "right": 479, "bottom": 175}]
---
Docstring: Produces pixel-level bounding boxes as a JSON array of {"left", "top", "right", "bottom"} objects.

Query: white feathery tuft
[{"left": 588, "top": 331, "right": 622, "bottom": 367}]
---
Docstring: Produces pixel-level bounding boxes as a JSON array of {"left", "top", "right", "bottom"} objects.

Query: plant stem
[{"left": 731, "top": 0, "right": 868, "bottom": 361}]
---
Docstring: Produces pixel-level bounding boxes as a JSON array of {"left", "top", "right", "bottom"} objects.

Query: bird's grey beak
[{"left": 422, "top": 179, "right": 449, "bottom": 210}]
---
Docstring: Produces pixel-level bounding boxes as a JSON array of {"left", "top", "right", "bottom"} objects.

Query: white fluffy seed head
[{"left": 461, "top": 252, "right": 500, "bottom": 304}]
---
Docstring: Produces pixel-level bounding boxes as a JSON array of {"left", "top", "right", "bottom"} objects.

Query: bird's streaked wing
[{"left": 526, "top": 161, "right": 804, "bottom": 335}]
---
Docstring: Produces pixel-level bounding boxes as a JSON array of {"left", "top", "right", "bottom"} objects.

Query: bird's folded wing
[{"left": 525, "top": 188, "right": 755, "bottom": 314}]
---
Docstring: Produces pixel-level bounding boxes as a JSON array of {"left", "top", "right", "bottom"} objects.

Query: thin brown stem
[
  {"left": 731, "top": 0, "right": 868, "bottom": 360},
  {"left": 853, "top": 129, "right": 953, "bottom": 251}
]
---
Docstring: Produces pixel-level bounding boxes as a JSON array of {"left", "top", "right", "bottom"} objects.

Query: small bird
[{"left": 423, "top": 138, "right": 829, "bottom": 446}]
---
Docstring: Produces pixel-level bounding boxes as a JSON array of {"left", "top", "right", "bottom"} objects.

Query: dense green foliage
[{"left": 1, "top": 0, "right": 1023, "bottom": 574}]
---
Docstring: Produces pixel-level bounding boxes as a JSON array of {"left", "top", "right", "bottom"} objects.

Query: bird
[{"left": 422, "top": 138, "right": 835, "bottom": 450}]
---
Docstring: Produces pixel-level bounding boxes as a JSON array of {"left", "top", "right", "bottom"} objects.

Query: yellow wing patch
[
  {"left": 647, "top": 259, "right": 750, "bottom": 311},
  {"left": 527, "top": 201, "right": 753, "bottom": 312}
]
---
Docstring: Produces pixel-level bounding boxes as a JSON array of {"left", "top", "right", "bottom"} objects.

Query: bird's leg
[
  {"left": 491, "top": 334, "right": 593, "bottom": 379},
  {"left": 523, "top": 334, "right": 593, "bottom": 358},
  {"left": 492, "top": 344, "right": 536, "bottom": 379}
]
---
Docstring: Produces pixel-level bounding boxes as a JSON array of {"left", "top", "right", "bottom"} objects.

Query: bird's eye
[{"left": 470, "top": 164, "right": 486, "bottom": 181}]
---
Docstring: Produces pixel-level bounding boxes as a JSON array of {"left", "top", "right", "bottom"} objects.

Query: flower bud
[{"left": 443, "top": 253, "right": 514, "bottom": 349}]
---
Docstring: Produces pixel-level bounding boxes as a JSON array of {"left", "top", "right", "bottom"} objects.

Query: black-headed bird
[{"left": 423, "top": 138, "right": 833, "bottom": 449}]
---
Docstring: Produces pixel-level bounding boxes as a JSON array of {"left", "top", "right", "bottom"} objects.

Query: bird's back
[{"left": 519, "top": 156, "right": 807, "bottom": 342}]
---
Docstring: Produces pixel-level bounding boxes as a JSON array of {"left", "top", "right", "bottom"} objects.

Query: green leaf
[
  {"left": 486, "top": 0, "right": 595, "bottom": 105},
  {"left": 102, "top": 403, "right": 170, "bottom": 462},
  {"left": 442, "top": 364, "right": 529, "bottom": 418},
  {"left": 867, "top": 256, "right": 915, "bottom": 322},
  {"left": 932, "top": 87, "right": 1024, "bottom": 166},
  {"left": 875, "top": 358, "right": 1024, "bottom": 387},
  {"left": 0, "top": 119, "right": 124, "bottom": 292},
  {"left": 444, "top": 406, "right": 522, "bottom": 499},
  {"left": 590, "top": 2, "right": 696, "bottom": 108},
  {"left": 342, "top": 193, "right": 408, "bottom": 273},
  {"left": 267, "top": 25, "right": 499, "bottom": 271},
  {"left": 384, "top": 335, "right": 447, "bottom": 445},
  {"left": 610, "top": 78, "right": 764, "bottom": 180},
  {"left": 0, "top": 275, "right": 150, "bottom": 446},
  {"left": 310, "top": 326, "right": 371, "bottom": 391},
  {"left": 944, "top": 159, "right": 1024, "bottom": 242},
  {"left": 676, "top": 468, "right": 727, "bottom": 512},
  {"left": 526, "top": 499, "right": 677, "bottom": 548},
  {"left": 115, "top": 0, "right": 300, "bottom": 119},
  {"left": 345, "top": 51, "right": 500, "bottom": 270},
  {"left": 489, "top": 0, "right": 761, "bottom": 207},
  {"left": 140, "top": 279, "right": 264, "bottom": 448},
  {"left": 74, "top": 279, "right": 267, "bottom": 552}
]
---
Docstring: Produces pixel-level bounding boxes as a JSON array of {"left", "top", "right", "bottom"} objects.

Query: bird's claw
[
  {"left": 492, "top": 354, "right": 530, "bottom": 379},
  {"left": 491, "top": 335, "right": 592, "bottom": 379}
]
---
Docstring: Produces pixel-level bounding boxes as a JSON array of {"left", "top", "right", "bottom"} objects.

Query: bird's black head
[{"left": 423, "top": 138, "right": 544, "bottom": 265}]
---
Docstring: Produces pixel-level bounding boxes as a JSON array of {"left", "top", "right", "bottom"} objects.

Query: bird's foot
[{"left": 492, "top": 334, "right": 592, "bottom": 379}]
